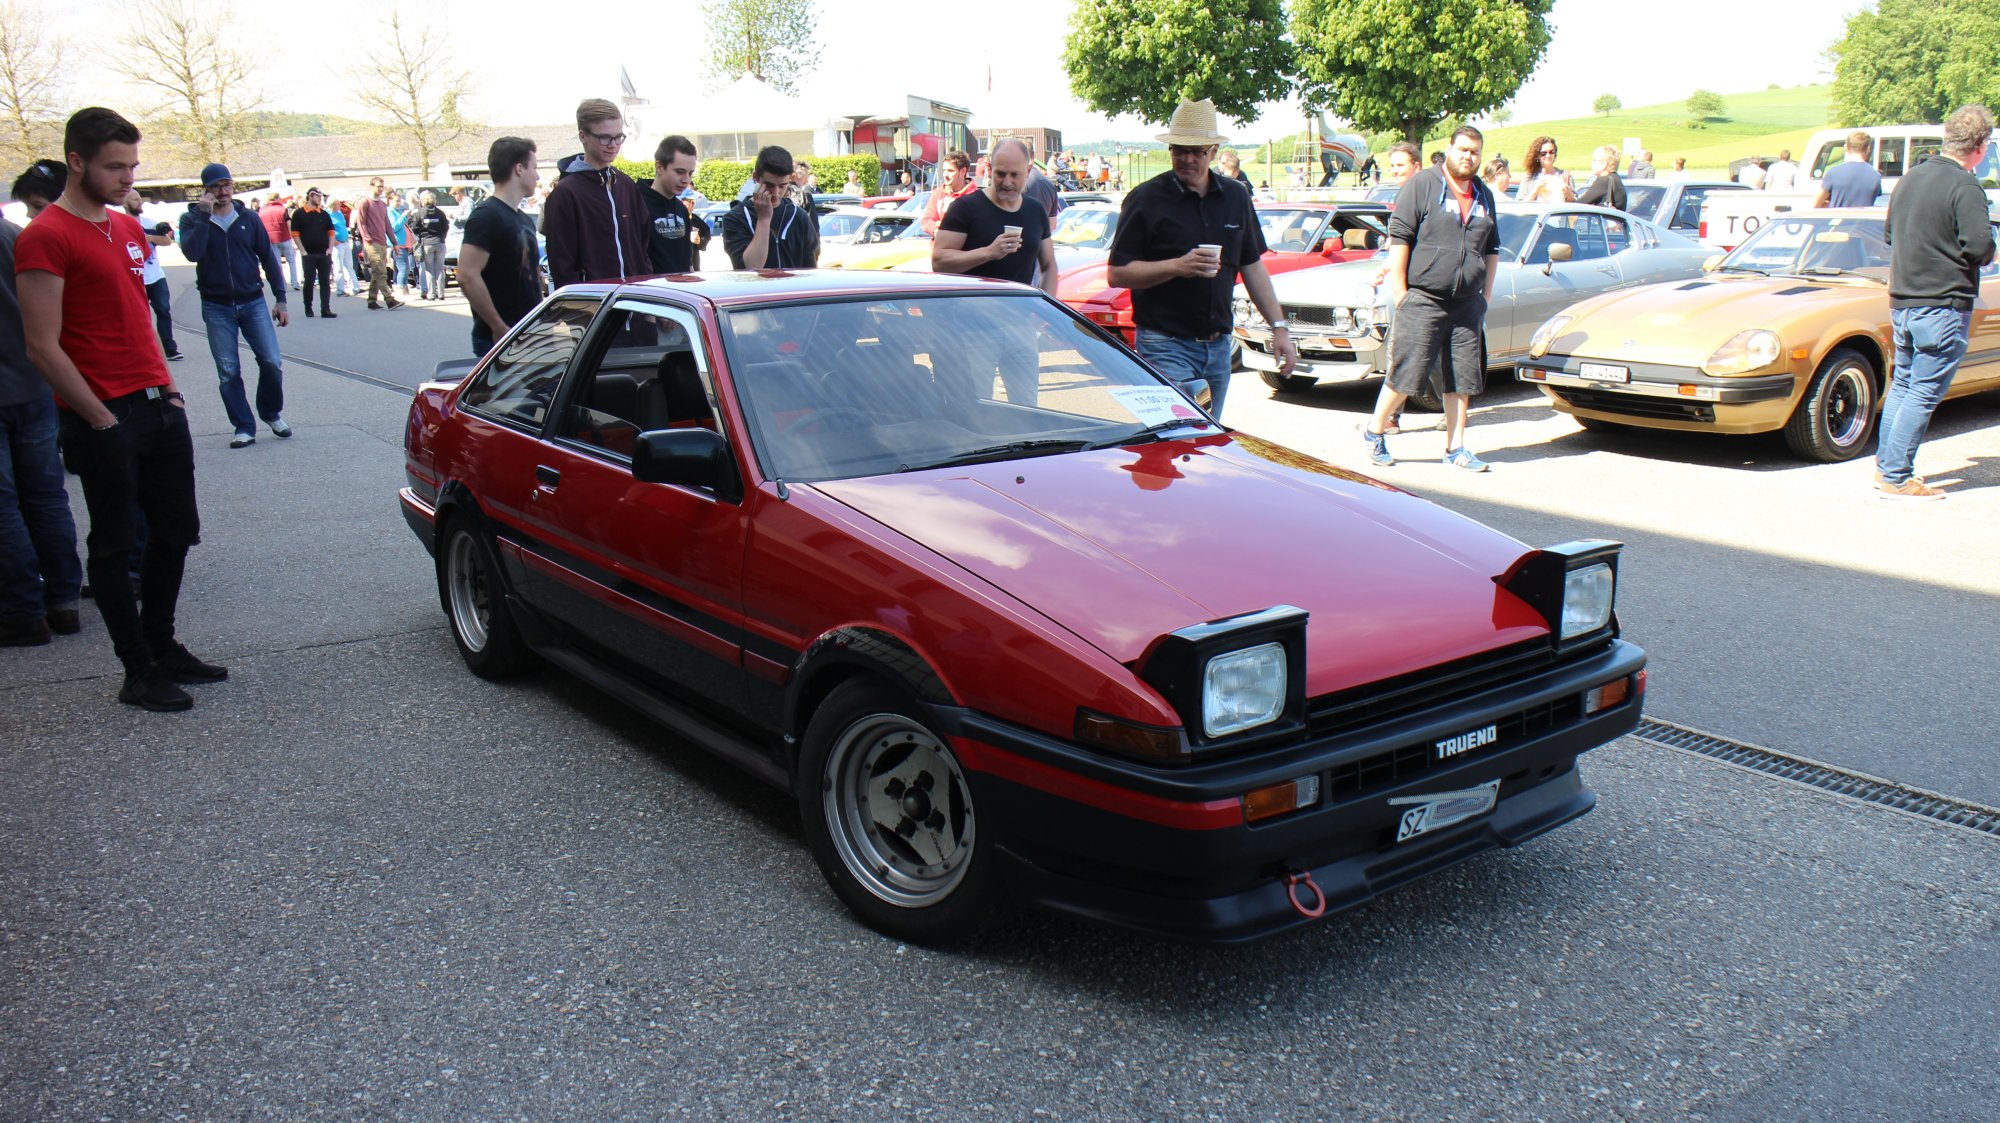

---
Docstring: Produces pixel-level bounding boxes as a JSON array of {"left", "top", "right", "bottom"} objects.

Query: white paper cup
[
  {"left": 1196, "top": 243, "right": 1222, "bottom": 256},
  {"left": 1002, "top": 225, "right": 1023, "bottom": 238}
]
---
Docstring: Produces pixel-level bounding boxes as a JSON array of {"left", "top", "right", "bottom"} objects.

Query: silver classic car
[{"left": 1234, "top": 203, "right": 1714, "bottom": 401}]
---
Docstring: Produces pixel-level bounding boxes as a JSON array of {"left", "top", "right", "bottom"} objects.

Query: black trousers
[
  {"left": 58, "top": 391, "right": 201, "bottom": 672},
  {"left": 301, "top": 252, "right": 333, "bottom": 312}
]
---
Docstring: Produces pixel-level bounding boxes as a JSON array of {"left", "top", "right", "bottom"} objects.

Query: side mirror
[
  {"left": 1702, "top": 254, "right": 1725, "bottom": 273},
  {"left": 1542, "top": 242, "right": 1573, "bottom": 275},
  {"left": 1341, "top": 228, "right": 1372, "bottom": 251},
  {"left": 633, "top": 428, "right": 740, "bottom": 500}
]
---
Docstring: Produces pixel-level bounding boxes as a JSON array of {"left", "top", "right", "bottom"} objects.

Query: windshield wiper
[
  {"left": 1086, "top": 417, "right": 1218, "bottom": 450},
  {"left": 1716, "top": 265, "right": 1771, "bottom": 276},
  {"left": 1794, "top": 266, "right": 1885, "bottom": 282},
  {"left": 897, "top": 439, "right": 1092, "bottom": 472}
]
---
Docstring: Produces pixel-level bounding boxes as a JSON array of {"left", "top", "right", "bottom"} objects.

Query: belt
[
  {"left": 1150, "top": 328, "right": 1230, "bottom": 343},
  {"left": 107, "top": 385, "right": 173, "bottom": 404}
]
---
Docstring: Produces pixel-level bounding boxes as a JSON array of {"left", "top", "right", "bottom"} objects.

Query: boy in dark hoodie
[
  {"left": 720, "top": 146, "right": 819, "bottom": 270},
  {"left": 177, "top": 162, "right": 291, "bottom": 448},
  {"left": 541, "top": 98, "right": 649, "bottom": 286}
]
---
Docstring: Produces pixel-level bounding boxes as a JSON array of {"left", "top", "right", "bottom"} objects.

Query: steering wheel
[{"left": 781, "top": 406, "right": 890, "bottom": 436}]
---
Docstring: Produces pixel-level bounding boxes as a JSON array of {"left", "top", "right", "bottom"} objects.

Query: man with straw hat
[{"left": 1107, "top": 98, "right": 1297, "bottom": 420}]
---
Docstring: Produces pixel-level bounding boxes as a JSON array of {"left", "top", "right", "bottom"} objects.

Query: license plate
[
  {"left": 1579, "top": 362, "right": 1629, "bottom": 383},
  {"left": 1388, "top": 779, "right": 1500, "bottom": 843}
]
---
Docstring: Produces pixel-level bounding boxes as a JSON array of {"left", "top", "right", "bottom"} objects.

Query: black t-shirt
[
  {"left": 289, "top": 207, "right": 336, "bottom": 254},
  {"left": 640, "top": 183, "right": 700, "bottom": 273},
  {"left": 461, "top": 197, "right": 542, "bottom": 344},
  {"left": 938, "top": 189, "right": 1050, "bottom": 285},
  {"left": 1108, "top": 171, "right": 1268, "bottom": 338},
  {"left": 1578, "top": 172, "right": 1626, "bottom": 212}
]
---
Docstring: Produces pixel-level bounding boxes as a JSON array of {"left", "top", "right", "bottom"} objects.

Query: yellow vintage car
[
  {"left": 1516, "top": 209, "right": 2000, "bottom": 461},
  {"left": 822, "top": 212, "right": 934, "bottom": 271}
]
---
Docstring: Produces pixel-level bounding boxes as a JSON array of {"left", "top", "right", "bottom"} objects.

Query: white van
[{"left": 1799, "top": 125, "right": 2000, "bottom": 193}]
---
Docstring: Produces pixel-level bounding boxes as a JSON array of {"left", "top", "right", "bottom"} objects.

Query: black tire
[
  {"left": 438, "top": 516, "right": 536, "bottom": 679},
  {"left": 1260, "top": 370, "right": 1318, "bottom": 394},
  {"left": 1784, "top": 346, "right": 1878, "bottom": 462},
  {"left": 1404, "top": 384, "right": 1444, "bottom": 414},
  {"left": 797, "top": 680, "right": 1007, "bottom": 944}
]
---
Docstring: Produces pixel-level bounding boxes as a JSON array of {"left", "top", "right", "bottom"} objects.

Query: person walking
[
  {"left": 289, "top": 187, "right": 337, "bottom": 317},
  {"left": 0, "top": 202, "right": 84, "bottom": 646},
  {"left": 329, "top": 199, "right": 358, "bottom": 296},
  {"left": 1360, "top": 125, "right": 1502, "bottom": 472},
  {"left": 720, "top": 146, "right": 820, "bottom": 270},
  {"left": 920, "top": 151, "right": 976, "bottom": 236},
  {"left": 355, "top": 177, "right": 402, "bottom": 310},
  {"left": 1816, "top": 132, "right": 1883, "bottom": 208},
  {"left": 176, "top": 162, "right": 292, "bottom": 449},
  {"left": 121, "top": 187, "right": 183, "bottom": 360},
  {"left": 641, "top": 135, "right": 705, "bottom": 275},
  {"left": 542, "top": 98, "right": 650, "bottom": 286},
  {"left": 260, "top": 194, "right": 300, "bottom": 289},
  {"left": 388, "top": 193, "right": 415, "bottom": 296},
  {"left": 458, "top": 137, "right": 545, "bottom": 358},
  {"left": 16, "top": 107, "right": 227, "bottom": 709},
  {"left": 412, "top": 190, "right": 449, "bottom": 299},
  {"left": 1577, "top": 145, "right": 1627, "bottom": 211},
  {"left": 931, "top": 138, "right": 1059, "bottom": 405},
  {"left": 1105, "top": 98, "right": 1297, "bottom": 421},
  {"left": 1875, "top": 105, "right": 1995, "bottom": 500}
]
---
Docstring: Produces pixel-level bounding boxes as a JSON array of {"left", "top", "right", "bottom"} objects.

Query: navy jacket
[{"left": 179, "top": 201, "right": 287, "bottom": 305}]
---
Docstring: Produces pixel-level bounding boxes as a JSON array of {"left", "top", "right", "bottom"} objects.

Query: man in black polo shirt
[
  {"left": 1362, "top": 125, "right": 1500, "bottom": 472},
  {"left": 1107, "top": 99, "right": 1295, "bottom": 420}
]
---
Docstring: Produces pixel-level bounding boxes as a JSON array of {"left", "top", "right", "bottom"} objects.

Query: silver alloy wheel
[
  {"left": 1821, "top": 360, "right": 1874, "bottom": 449},
  {"left": 445, "top": 531, "right": 492, "bottom": 653},
  {"left": 822, "top": 712, "right": 975, "bottom": 908}
]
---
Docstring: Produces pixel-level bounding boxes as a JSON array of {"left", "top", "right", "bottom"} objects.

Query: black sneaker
[
  {"left": 321, "top": 309, "right": 337, "bottom": 318},
  {"left": 0, "top": 616, "right": 53, "bottom": 646},
  {"left": 120, "top": 667, "right": 193, "bottom": 711},
  {"left": 153, "top": 642, "right": 229, "bottom": 683},
  {"left": 45, "top": 608, "right": 82, "bottom": 635}
]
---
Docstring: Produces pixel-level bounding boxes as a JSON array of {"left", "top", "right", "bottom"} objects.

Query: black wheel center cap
[{"left": 901, "top": 788, "right": 932, "bottom": 820}]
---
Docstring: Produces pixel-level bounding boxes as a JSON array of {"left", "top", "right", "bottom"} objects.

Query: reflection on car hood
[
  {"left": 813, "top": 433, "right": 1548, "bottom": 696},
  {"left": 1261, "top": 256, "right": 1384, "bottom": 306},
  {"left": 1554, "top": 273, "right": 1882, "bottom": 366}
]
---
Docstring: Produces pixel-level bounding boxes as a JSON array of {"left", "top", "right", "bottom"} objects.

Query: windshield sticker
[{"left": 1109, "top": 386, "right": 1211, "bottom": 427}]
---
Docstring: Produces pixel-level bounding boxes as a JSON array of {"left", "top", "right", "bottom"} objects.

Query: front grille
[
  {"left": 1557, "top": 387, "right": 1714, "bottom": 422},
  {"left": 1324, "top": 695, "right": 1583, "bottom": 800},
  {"left": 1285, "top": 304, "right": 1338, "bottom": 330},
  {"left": 1307, "top": 638, "right": 1558, "bottom": 738}
]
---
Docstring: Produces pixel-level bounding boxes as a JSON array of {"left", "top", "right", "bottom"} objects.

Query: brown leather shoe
[
  {"left": 0, "top": 616, "right": 53, "bottom": 646},
  {"left": 45, "top": 608, "right": 81, "bottom": 635}
]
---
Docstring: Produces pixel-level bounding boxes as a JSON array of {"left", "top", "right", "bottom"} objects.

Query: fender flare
[{"left": 782, "top": 627, "right": 956, "bottom": 749}]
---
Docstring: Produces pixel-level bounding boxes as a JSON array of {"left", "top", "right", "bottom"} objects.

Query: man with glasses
[
  {"left": 542, "top": 98, "right": 649, "bottom": 286},
  {"left": 1106, "top": 99, "right": 1296, "bottom": 421}
]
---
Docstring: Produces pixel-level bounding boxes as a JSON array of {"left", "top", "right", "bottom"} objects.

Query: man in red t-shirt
[
  {"left": 15, "top": 107, "right": 228, "bottom": 712},
  {"left": 920, "top": 150, "right": 978, "bottom": 237}
]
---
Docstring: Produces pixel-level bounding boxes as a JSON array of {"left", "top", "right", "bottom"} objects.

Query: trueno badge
[{"left": 1434, "top": 722, "right": 1497, "bottom": 761}]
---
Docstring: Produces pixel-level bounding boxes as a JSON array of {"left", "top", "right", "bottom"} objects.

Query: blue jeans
[
  {"left": 1136, "top": 328, "right": 1235, "bottom": 420},
  {"left": 0, "top": 394, "right": 82, "bottom": 621},
  {"left": 393, "top": 247, "right": 414, "bottom": 288},
  {"left": 1877, "top": 306, "right": 1973, "bottom": 484},
  {"left": 201, "top": 298, "right": 286, "bottom": 437},
  {"left": 146, "top": 277, "right": 180, "bottom": 358}
]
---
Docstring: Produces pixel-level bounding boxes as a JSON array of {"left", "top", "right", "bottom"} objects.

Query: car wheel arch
[{"left": 783, "top": 627, "right": 958, "bottom": 756}]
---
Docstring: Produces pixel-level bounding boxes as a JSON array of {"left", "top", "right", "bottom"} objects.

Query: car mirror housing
[
  {"left": 633, "top": 428, "right": 740, "bottom": 500},
  {"left": 1542, "top": 242, "right": 1574, "bottom": 275}
]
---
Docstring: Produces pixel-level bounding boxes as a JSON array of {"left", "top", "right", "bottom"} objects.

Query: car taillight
[
  {"left": 1698, "top": 219, "right": 1707, "bottom": 239},
  {"left": 1089, "top": 310, "right": 1121, "bottom": 325}
]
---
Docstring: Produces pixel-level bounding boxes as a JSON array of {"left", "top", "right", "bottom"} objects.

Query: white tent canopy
[{"left": 677, "top": 72, "right": 819, "bottom": 135}]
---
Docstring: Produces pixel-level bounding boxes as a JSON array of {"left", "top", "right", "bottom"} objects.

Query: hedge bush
[{"left": 614, "top": 154, "right": 886, "bottom": 202}]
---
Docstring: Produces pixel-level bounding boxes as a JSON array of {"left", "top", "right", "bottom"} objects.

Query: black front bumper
[{"left": 948, "top": 638, "right": 1645, "bottom": 944}]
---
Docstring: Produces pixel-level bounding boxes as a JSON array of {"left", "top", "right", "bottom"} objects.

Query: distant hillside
[
  {"left": 1475, "top": 85, "right": 1836, "bottom": 174},
  {"left": 242, "top": 111, "right": 378, "bottom": 139}
]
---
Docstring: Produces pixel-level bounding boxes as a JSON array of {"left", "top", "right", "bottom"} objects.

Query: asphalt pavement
[{"left": 3, "top": 265, "right": 1998, "bottom": 1121}]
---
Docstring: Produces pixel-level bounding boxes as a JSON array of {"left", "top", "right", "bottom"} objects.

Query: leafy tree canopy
[
  {"left": 1593, "top": 93, "right": 1621, "bottom": 117},
  {"left": 1830, "top": 0, "right": 2000, "bottom": 126},
  {"left": 703, "top": 0, "right": 818, "bottom": 94},
  {"left": 1291, "top": 0, "right": 1554, "bottom": 145},
  {"left": 1686, "top": 89, "right": 1727, "bottom": 120},
  {"left": 1064, "top": 0, "right": 1293, "bottom": 125}
]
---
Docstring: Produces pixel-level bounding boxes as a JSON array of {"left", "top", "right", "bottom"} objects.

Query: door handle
[{"left": 535, "top": 465, "right": 560, "bottom": 488}]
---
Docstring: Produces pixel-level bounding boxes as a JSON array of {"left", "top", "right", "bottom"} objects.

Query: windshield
[
  {"left": 1624, "top": 183, "right": 1666, "bottom": 218},
  {"left": 722, "top": 294, "right": 1211, "bottom": 482},
  {"left": 819, "top": 213, "right": 868, "bottom": 240},
  {"left": 1052, "top": 208, "right": 1117, "bottom": 247},
  {"left": 1257, "top": 208, "right": 1330, "bottom": 252},
  {"left": 895, "top": 218, "right": 933, "bottom": 241},
  {"left": 1495, "top": 213, "right": 1536, "bottom": 261},
  {"left": 1721, "top": 215, "right": 1890, "bottom": 275}
]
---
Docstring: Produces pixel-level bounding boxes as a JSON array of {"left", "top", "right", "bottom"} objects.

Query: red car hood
[{"left": 812, "top": 433, "right": 1549, "bottom": 697}]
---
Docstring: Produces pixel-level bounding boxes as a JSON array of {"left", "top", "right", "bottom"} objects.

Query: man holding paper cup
[
  {"left": 1106, "top": 99, "right": 1296, "bottom": 420},
  {"left": 932, "top": 138, "right": 1058, "bottom": 405}
]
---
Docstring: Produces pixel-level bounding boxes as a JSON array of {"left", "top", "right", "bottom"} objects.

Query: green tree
[
  {"left": 703, "top": 0, "right": 818, "bottom": 94},
  {"left": 1593, "top": 93, "right": 1621, "bottom": 117},
  {"left": 1063, "top": 0, "right": 1293, "bottom": 125},
  {"left": 1291, "top": 0, "right": 1554, "bottom": 145},
  {"left": 1830, "top": 0, "right": 2000, "bottom": 126},
  {"left": 1491, "top": 105, "right": 1513, "bottom": 128},
  {"left": 1686, "top": 89, "right": 1727, "bottom": 121}
]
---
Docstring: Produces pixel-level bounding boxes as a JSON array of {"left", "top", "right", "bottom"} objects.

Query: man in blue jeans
[
  {"left": 1106, "top": 99, "right": 1296, "bottom": 421},
  {"left": 0, "top": 214, "right": 83, "bottom": 646},
  {"left": 1877, "top": 104, "right": 1994, "bottom": 501},
  {"left": 177, "top": 162, "right": 291, "bottom": 449}
]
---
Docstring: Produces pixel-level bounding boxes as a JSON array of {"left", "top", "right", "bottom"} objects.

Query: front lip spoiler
[{"left": 1521, "top": 357, "right": 1794, "bottom": 404}]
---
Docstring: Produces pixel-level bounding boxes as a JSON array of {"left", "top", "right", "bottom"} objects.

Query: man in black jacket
[
  {"left": 178, "top": 162, "right": 290, "bottom": 448},
  {"left": 1875, "top": 104, "right": 1996, "bottom": 500},
  {"left": 289, "top": 188, "right": 338, "bottom": 318},
  {"left": 721, "top": 146, "right": 818, "bottom": 270}
]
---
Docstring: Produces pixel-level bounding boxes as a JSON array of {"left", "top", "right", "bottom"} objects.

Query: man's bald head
[
  {"left": 989, "top": 140, "right": 1031, "bottom": 203},
  {"left": 991, "top": 137, "right": 1033, "bottom": 163}
]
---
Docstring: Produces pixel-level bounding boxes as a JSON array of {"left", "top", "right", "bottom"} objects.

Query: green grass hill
[{"left": 1473, "top": 84, "right": 1836, "bottom": 176}]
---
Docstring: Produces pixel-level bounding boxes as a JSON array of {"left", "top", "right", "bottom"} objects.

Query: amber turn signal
[
  {"left": 1075, "top": 710, "right": 1186, "bottom": 761},
  {"left": 1243, "top": 775, "right": 1321, "bottom": 823},
  {"left": 1583, "top": 675, "right": 1633, "bottom": 715}
]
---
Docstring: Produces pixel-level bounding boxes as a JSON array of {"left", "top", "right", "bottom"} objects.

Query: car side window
[
  {"left": 1600, "top": 215, "right": 1631, "bottom": 255},
  {"left": 556, "top": 299, "right": 722, "bottom": 463},
  {"left": 1671, "top": 189, "right": 1708, "bottom": 231},
  {"left": 1877, "top": 138, "right": 1906, "bottom": 179},
  {"left": 1908, "top": 138, "right": 1943, "bottom": 167},
  {"left": 458, "top": 297, "right": 601, "bottom": 431}
]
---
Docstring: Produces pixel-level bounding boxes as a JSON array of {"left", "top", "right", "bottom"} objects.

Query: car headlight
[
  {"left": 1234, "top": 296, "right": 1262, "bottom": 326},
  {"left": 1561, "top": 563, "right": 1615, "bottom": 640},
  {"left": 1701, "top": 329, "right": 1782, "bottom": 376},
  {"left": 1330, "top": 307, "right": 1356, "bottom": 333},
  {"left": 1528, "top": 315, "right": 1573, "bottom": 359},
  {"left": 1203, "top": 643, "right": 1287, "bottom": 737}
]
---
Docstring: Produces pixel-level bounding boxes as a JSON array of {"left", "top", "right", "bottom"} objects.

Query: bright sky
[{"left": 57, "top": 0, "right": 1862, "bottom": 143}]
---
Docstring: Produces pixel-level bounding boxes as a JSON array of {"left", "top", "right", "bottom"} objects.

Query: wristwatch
[{"left": 1269, "top": 318, "right": 1291, "bottom": 330}]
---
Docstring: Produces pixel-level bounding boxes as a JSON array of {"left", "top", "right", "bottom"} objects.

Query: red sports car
[
  {"left": 401, "top": 270, "right": 1645, "bottom": 945},
  {"left": 1061, "top": 202, "right": 1393, "bottom": 346}
]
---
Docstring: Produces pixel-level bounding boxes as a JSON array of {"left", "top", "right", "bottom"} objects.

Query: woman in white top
[{"left": 1518, "top": 135, "right": 1576, "bottom": 202}]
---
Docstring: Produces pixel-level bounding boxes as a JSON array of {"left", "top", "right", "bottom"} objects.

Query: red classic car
[
  {"left": 1062, "top": 202, "right": 1393, "bottom": 345},
  {"left": 400, "top": 270, "right": 1645, "bottom": 945}
]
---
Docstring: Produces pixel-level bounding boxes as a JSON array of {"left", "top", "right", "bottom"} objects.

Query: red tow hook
[{"left": 1282, "top": 869, "right": 1327, "bottom": 919}]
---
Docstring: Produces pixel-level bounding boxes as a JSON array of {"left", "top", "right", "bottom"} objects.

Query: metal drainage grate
[{"left": 1633, "top": 717, "right": 2000, "bottom": 839}]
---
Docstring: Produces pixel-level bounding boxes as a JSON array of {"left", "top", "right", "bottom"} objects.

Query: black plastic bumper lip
[{"left": 400, "top": 487, "right": 437, "bottom": 555}]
